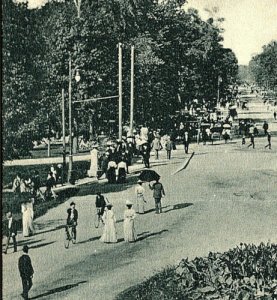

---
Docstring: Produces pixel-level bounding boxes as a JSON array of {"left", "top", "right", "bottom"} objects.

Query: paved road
[{"left": 3, "top": 138, "right": 277, "bottom": 300}]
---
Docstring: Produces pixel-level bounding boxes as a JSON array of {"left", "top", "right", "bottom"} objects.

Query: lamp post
[{"left": 68, "top": 56, "right": 80, "bottom": 183}]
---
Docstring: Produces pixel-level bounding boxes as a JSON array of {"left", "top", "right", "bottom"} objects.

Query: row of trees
[
  {"left": 3, "top": 0, "right": 238, "bottom": 159},
  {"left": 249, "top": 41, "right": 277, "bottom": 91}
]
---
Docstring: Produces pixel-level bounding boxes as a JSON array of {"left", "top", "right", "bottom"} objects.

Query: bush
[{"left": 116, "top": 243, "right": 277, "bottom": 300}]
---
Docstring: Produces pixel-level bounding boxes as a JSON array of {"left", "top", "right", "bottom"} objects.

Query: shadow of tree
[
  {"left": 163, "top": 203, "right": 193, "bottom": 213},
  {"left": 34, "top": 225, "right": 65, "bottom": 236},
  {"left": 30, "top": 281, "right": 87, "bottom": 299},
  {"left": 77, "top": 174, "right": 140, "bottom": 197}
]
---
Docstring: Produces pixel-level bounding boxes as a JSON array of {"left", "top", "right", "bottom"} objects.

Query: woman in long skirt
[
  {"left": 100, "top": 203, "right": 117, "bottom": 243},
  {"left": 124, "top": 200, "right": 137, "bottom": 242},
  {"left": 21, "top": 200, "right": 29, "bottom": 237},
  {"left": 135, "top": 180, "right": 146, "bottom": 214},
  {"left": 21, "top": 198, "right": 35, "bottom": 237}
]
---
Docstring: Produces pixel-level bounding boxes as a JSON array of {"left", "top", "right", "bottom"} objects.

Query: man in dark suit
[
  {"left": 18, "top": 245, "right": 34, "bottom": 300},
  {"left": 183, "top": 130, "right": 191, "bottom": 154},
  {"left": 66, "top": 202, "right": 78, "bottom": 242},
  {"left": 3, "top": 211, "right": 17, "bottom": 254}
]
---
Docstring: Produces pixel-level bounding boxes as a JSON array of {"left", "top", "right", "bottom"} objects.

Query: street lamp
[{"left": 68, "top": 56, "right": 80, "bottom": 184}]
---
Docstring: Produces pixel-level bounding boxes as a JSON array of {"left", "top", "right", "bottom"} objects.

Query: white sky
[
  {"left": 185, "top": 0, "right": 277, "bottom": 65},
  {"left": 27, "top": 0, "right": 277, "bottom": 65}
]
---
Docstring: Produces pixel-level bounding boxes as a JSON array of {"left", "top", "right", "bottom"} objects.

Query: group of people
[{"left": 65, "top": 177, "right": 166, "bottom": 247}]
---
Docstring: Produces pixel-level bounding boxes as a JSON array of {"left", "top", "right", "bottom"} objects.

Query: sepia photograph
[{"left": 2, "top": 0, "right": 277, "bottom": 299}]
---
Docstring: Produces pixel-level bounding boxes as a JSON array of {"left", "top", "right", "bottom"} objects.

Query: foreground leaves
[{"left": 116, "top": 242, "right": 277, "bottom": 300}]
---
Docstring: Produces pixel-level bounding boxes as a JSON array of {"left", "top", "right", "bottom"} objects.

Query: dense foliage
[
  {"left": 249, "top": 41, "right": 277, "bottom": 90},
  {"left": 117, "top": 243, "right": 277, "bottom": 300},
  {"left": 2, "top": 0, "right": 238, "bottom": 159}
]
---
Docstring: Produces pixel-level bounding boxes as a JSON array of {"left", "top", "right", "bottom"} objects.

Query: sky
[
  {"left": 26, "top": 0, "right": 277, "bottom": 65},
  {"left": 185, "top": 0, "right": 277, "bottom": 65}
]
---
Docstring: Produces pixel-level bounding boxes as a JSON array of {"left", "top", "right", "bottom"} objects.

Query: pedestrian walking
[
  {"left": 149, "top": 178, "right": 165, "bottom": 214},
  {"left": 274, "top": 109, "right": 277, "bottom": 120},
  {"left": 106, "top": 160, "right": 117, "bottom": 184},
  {"left": 66, "top": 202, "right": 78, "bottom": 243},
  {"left": 21, "top": 198, "right": 35, "bottom": 237},
  {"left": 123, "top": 200, "right": 137, "bottom": 242},
  {"left": 141, "top": 143, "right": 150, "bottom": 168},
  {"left": 265, "top": 131, "right": 272, "bottom": 149},
  {"left": 151, "top": 136, "right": 162, "bottom": 159},
  {"left": 95, "top": 192, "right": 106, "bottom": 227},
  {"left": 3, "top": 211, "right": 17, "bottom": 254},
  {"left": 183, "top": 130, "right": 190, "bottom": 153},
  {"left": 263, "top": 121, "right": 269, "bottom": 135},
  {"left": 242, "top": 135, "right": 246, "bottom": 145},
  {"left": 45, "top": 172, "right": 57, "bottom": 200},
  {"left": 18, "top": 245, "right": 34, "bottom": 300},
  {"left": 100, "top": 203, "right": 117, "bottom": 243},
  {"left": 117, "top": 158, "right": 127, "bottom": 183},
  {"left": 165, "top": 138, "right": 173, "bottom": 159},
  {"left": 135, "top": 180, "right": 146, "bottom": 214},
  {"left": 247, "top": 133, "right": 255, "bottom": 149}
]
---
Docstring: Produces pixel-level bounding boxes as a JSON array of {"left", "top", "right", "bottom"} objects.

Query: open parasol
[{"left": 138, "top": 170, "right": 160, "bottom": 182}]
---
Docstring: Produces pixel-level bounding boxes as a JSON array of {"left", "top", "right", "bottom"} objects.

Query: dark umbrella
[{"left": 138, "top": 170, "right": 160, "bottom": 182}]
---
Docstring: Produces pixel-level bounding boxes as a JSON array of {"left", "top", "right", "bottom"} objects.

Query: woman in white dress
[
  {"left": 21, "top": 198, "right": 35, "bottom": 237},
  {"left": 135, "top": 180, "right": 146, "bottom": 214},
  {"left": 100, "top": 203, "right": 117, "bottom": 243},
  {"left": 21, "top": 200, "right": 29, "bottom": 237},
  {"left": 124, "top": 200, "right": 137, "bottom": 242}
]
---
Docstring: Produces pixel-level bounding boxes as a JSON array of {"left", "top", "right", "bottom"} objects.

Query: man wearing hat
[
  {"left": 3, "top": 211, "right": 17, "bottom": 254},
  {"left": 66, "top": 202, "right": 78, "bottom": 243},
  {"left": 135, "top": 180, "right": 146, "bottom": 214},
  {"left": 18, "top": 245, "right": 34, "bottom": 299}
]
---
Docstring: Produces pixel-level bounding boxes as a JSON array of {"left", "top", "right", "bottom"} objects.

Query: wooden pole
[
  {"left": 68, "top": 56, "right": 73, "bottom": 183},
  {"left": 130, "top": 45, "right": 134, "bottom": 134},
  {"left": 118, "top": 43, "right": 123, "bottom": 140},
  {"left": 62, "top": 89, "right": 66, "bottom": 184}
]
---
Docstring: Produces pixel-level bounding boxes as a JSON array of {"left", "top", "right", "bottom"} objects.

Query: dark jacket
[
  {"left": 96, "top": 195, "right": 106, "bottom": 208},
  {"left": 67, "top": 208, "right": 78, "bottom": 224},
  {"left": 3, "top": 218, "right": 17, "bottom": 237},
  {"left": 18, "top": 254, "right": 34, "bottom": 278},
  {"left": 150, "top": 182, "right": 165, "bottom": 199}
]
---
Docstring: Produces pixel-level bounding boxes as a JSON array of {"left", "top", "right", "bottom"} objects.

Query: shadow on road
[
  {"left": 77, "top": 174, "right": 139, "bottom": 197},
  {"left": 30, "top": 281, "right": 87, "bottom": 299},
  {"left": 163, "top": 203, "right": 193, "bottom": 213},
  {"left": 78, "top": 236, "right": 101, "bottom": 245},
  {"left": 136, "top": 229, "right": 169, "bottom": 242},
  {"left": 29, "top": 241, "right": 56, "bottom": 249},
  {"left": 34, "top": 224, "right": 65, "bottom": 236}
]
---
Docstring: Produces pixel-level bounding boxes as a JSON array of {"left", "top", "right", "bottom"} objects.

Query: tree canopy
[
  {"left": 249, "top": 41, "right": 277, "bottom": 90},
  {"left": 2, "top": 0, "right": 238, "bottom": 159}
]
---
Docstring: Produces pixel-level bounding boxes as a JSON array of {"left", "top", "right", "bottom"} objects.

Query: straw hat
[
  {"left": 126, "top": 200, "right": 133, "bottom": 206},
  {"left": 106, "top": 203, "right": 113, "bottom": 207}
]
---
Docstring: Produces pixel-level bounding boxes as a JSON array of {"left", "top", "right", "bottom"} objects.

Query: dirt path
[{"left": 3, "top": 139, "right": 277, "bottom": 300}]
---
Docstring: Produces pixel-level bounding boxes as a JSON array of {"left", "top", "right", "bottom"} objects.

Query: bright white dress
[
  {"left": 22, "top": 203, "right": 29, "bottom": 237},
  {"left": 100, "top": 209, "right": 117, "bottom": 243},
  {"left": 135, "top": 185, "right": 145, "bottom": 214},
  {"left": 124, "top": 208, "right": 137, "bottom": 242}
]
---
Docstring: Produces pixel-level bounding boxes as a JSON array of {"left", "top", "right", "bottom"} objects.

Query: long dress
[
  {"left": 22, "top": 203, "right": 29, "bottom": 237},
  {"left": 124, "top": 208, "right": 137, "bottom": 242},
  {"left": 100, "top": 209, "right": 117, "bottom": 243},
  {"left": 26, "top": 200, "right": 35, "bottom": 235},
  {"left": 135, "top": 185, "right": 146, "bottom": 214},
  {"left": 21, "top": 200, "right": 35, "bottom": 237}
]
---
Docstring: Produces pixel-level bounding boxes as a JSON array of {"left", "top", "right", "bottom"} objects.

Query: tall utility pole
[
  {"left": 118, "top": 43, "right": 123, "bottom": 140},
  {"left": 68, "top": 56, "right": 73, "bottom": 183},
  {"left": 130, "top": 45, "right": 135, "bottom": 134},
  {"left": 62, "top": 89, "right": 66, "bottom": 183}
]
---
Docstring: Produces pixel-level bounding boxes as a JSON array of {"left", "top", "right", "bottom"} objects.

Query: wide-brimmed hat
[
  {"left": 70, "top": 202, "right": 75, "bottom": 206},
  {"left": 137, "top": 179, "right": 143, "bottom": 183},
  {"left": 126, "top": 200, "right": 133, "bottom": 206},
  {"left": 106, "top": 203, "right": 113, "bottom": 207}
]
